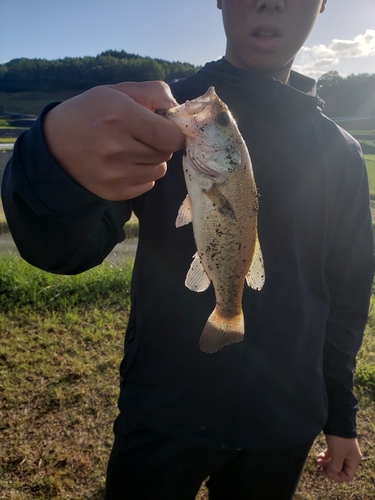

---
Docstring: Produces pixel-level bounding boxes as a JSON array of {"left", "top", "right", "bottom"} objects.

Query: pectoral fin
[
  {"left": 185, "top": 252, "right": 211, "bottom": 292},
  {"left": 203, "top": 184, "right": 236, "bottom": 221},
  {"left": 245, "top": 236, "right": 265, "bottom": 291},
  {"left": 176, "top": 194, "right": 193, "bottom": 228}
]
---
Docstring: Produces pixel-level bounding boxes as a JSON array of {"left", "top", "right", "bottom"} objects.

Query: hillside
[
  {"left": 0, "top": 50, "right": 199, "bottom": 96},
  {"left": 0, "top": 55, "right": 374, "bottom": 119}
]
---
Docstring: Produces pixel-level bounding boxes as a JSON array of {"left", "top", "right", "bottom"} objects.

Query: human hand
[
  {"left": 317, "top": 435, "right": 362, "bottom": 482},
  {"left": 43, "top": 81, "right": 186, "bottom": 200}
]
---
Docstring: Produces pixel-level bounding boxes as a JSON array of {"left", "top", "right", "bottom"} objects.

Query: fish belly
[{"left": 188, "top": 162, "right": 258, "bottom": 353}]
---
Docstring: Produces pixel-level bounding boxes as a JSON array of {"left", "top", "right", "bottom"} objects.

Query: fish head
[
  {"left": 158, "top": 87, "right": 218, "bottom": 138},
  {"left": 161, "top": 87, "right": 231, "bottom": 136},
  {"left": 162, "top": 87, "right": 243, "bottom": 182}
]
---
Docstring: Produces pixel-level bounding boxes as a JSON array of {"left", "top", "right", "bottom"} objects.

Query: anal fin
[{"left": 185, "top": 252, "right": 211, "bottom": 292}]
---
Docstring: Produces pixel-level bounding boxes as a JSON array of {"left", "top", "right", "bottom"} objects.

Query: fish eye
[{"left": 216, "top": 112, "right": 230, "bottom": 127}]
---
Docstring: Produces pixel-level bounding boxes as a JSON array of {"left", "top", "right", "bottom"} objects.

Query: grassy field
[
  {"left": 365, "top": 155, "right": 375, "bottom": 195},
  {"left": 0, "top": 256, "right": 133, "bottom": 500},
  {"left": 0, "top": 200, "right": 5, "bottom": 224},
  {"left": 364, "top": 154, "right": 375, "bottom": 224},
  {"left": 0, "top": 109, "right": 374, "bottom": 498},
  {"left": 0, "top": 254, "right": 374, "bottom": 499},
  {"left": 0, "top": 91, "right": 81, "bottom": 116},
  {"left": 0, "top": 138, "right": 17, "bottom": 144}
]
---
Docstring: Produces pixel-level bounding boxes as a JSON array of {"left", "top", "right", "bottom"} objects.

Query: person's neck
[{"left": 223, "top": 55, "right": 293, "bottom": 85}]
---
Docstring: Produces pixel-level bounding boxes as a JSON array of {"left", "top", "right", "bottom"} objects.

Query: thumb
[{"left": 109, "top": 80, "right": 179, "bottom": 111}]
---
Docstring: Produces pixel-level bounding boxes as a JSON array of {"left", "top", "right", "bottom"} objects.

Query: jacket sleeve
[
  {"left": 1, "top": 104, "right": 132, "bottom": 275},
  {"left": 323, "top": 141, "right": 374, "bottom": 438}
]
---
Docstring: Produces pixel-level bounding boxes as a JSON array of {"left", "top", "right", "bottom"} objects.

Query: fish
[{"left": 160, "top": 86, "right": 265, "bottom": 353}]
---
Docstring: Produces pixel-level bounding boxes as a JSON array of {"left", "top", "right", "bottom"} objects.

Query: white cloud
[{"left": 293, "top": 29, "right": 375, "bottom": 79}]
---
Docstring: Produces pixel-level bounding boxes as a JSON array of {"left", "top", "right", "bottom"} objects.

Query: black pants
[{"left": 105, "top": 417, "right": 314, "bottom": 500}]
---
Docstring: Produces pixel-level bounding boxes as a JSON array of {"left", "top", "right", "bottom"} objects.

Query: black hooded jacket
[{"left": 2, "top": 59, "right": 374, "bottom": 450}]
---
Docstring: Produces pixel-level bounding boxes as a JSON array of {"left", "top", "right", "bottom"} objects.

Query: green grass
[
  {"left": 0, "top": 137, "right": 16, "bottom": 144},
  {"left": 0, "top": 200, "right": 139, "bottom": 238},
  {"left": 0, "top": 254, "right": 374, "bottom": 499},
  {"left": 360, "top": 141, "right": 375, "bottom": 155},
  {"left": 0, "top": 255, "right": 133, "bottom": 499},
  {"left": 365, "top": 155, "right": 375, "bottom": 197},
  {"left": 124, "top": 213, "right": 139, "bottom": 239},
  {"left": 0, "top": 91, "right": 81, "bottom": 116},
  {"left": 355, "top": 297, "right": 375, "bottom": 398},
  {"left": 350, "top": 130, "right": 375, "bottom": 136},
  {"left": 0, "top": 199, "right": 6, "bottom": 224},
  {"left": 0, "top": 198, "right": 8, "bottom": 234}
]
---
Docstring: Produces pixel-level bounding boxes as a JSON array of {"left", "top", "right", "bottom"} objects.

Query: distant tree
[
  {"left": 317, "top": 70, "right": 343, "bottom": 90},
  {"left": 99, "top": 49, "right": 140, "bottom": 60},
  {"left": 1, "top": 57, "right": 373, "bottom": 119},
  {"left": 0, "top": 52, "right": 199, "bottom": 93},
  {"left": 317, "top": 71, "right": 375, "bottom": 118},
  {"left": 0, "top": 65, "right": 7, "bottom": 80},
  {"left": 346, "top": 73, "right": 375, "bottom": 117}
]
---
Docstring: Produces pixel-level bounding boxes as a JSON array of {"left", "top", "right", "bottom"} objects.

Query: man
[{"left": 2, "top": 1, "right": 374, "bottom": 498}]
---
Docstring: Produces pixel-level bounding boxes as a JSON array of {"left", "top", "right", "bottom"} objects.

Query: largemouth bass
[{"left": 161, "top": 87, "right": 265, "bottom": 353}]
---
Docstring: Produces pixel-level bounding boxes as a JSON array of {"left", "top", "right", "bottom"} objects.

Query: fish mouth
[
  {"left": 155, "top": 108, "right": 169, "bottom": 117},
  {"left": 156, "top": 87, "right": 220, "bottom": 137},
  {"left": 156, "top": 87, "right": 217, "bottom": 118}
]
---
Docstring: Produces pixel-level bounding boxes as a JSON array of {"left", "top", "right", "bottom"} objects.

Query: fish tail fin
[{"left": 199, "top": 308, "right": 244, "bottom": 354}]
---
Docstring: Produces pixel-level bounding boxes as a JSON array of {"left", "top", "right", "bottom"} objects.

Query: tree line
[
  {"left": 0, "top": 50, "right": 199, "bottom": 92},
  {"left": 0, "top": 52, "right": 374, "bottom": 118},
  {"left": 317, "top": 71, "right": 375, "bottom": 118}
]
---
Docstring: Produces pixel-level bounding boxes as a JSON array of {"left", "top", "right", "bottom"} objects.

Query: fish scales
[{"left": 160, "top": 87, "right": 265, "bottom": 353}]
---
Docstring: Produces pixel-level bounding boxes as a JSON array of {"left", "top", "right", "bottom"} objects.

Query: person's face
[{"left": 217, "top": 0, "right": 327, "bottom": 82}]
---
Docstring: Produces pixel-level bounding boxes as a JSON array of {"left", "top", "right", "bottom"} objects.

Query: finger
[
  {"left": 317, "top": 449, "right": 345, "bottom": 480},
  {"left": 324, "top": 456, "right": 360, "bottom": 483},
  {"left": 73, "top": 84, "right": 184, "bottom": 155},
  {"left": 109, "top": 80, "right": 179, "bottom": 110},
  {"left": 98, "top": 90, "right": 184, "bottom": 154},
  {"left": 341, "top": 458, "right": 360, "bottom": 482},
  {"left": 126, "top": 99, "right": 186, "bottom": 153},
  {"left": 316, "top": 458, "right": 328, "bottom": 469},
  {"left": 95, "top": 159, "right": 168, "bottom": 186},
  {"left": 326, "top": 459, "right": 345, "bottom": 479},
  {"left": 106, "top": 83, "right": 186, "bottom": 152},
  {"left": 320, "top": 467, "right": 353, "bottom": 483},
  {"left": 103, "top": 137, "right": 173, "bottom": 166},
  {"left": 317, "top": 449, "right": 331, "bottom": 461},
  {"left": 316, "top": 449, "right": 330, "bottom": 468},
  {"left": 102, "top": 176, "right": 159, "bottom": 201}
]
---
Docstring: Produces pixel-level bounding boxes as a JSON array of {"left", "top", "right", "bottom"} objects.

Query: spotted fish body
[{"left": 162, "top": 87, "right": 265, "bottom": 353}]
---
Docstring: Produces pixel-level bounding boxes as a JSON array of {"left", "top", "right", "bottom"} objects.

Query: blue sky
[{"left": 1, "top": 0, "right": 374, "bottom": 79}]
